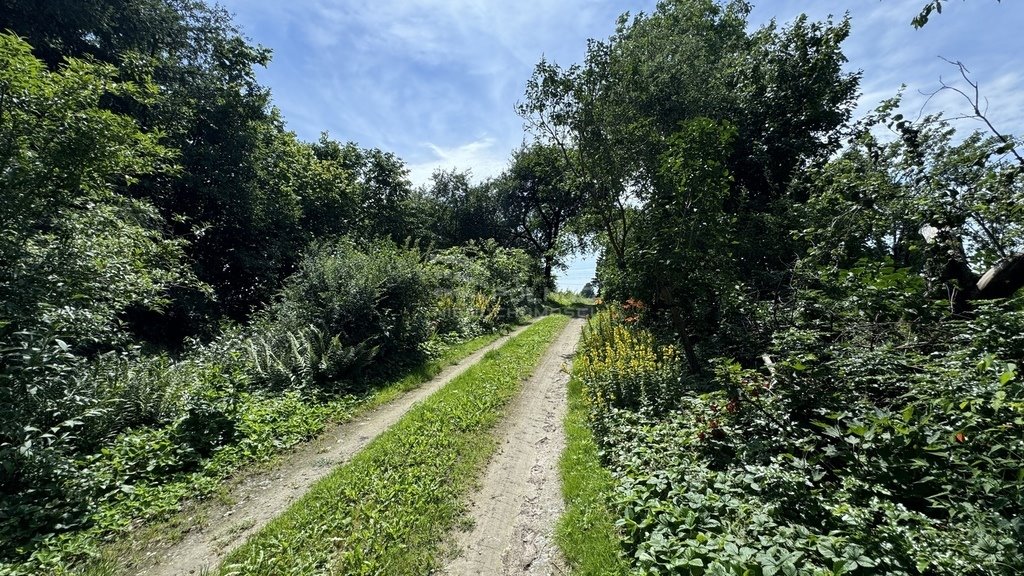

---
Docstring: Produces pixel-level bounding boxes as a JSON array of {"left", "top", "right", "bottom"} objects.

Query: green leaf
[{"left": 901, "top": 404, "right": 915, "bottom": 423}]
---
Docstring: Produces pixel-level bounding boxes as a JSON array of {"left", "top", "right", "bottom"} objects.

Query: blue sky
[{"left": 217, "top": 0, "right": 1023, "bottom": 291}]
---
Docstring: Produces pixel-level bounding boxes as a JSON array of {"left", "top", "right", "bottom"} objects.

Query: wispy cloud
[
  {"left": 406, "top": 136, "right": 509, "bottom": 187},
  {"left": 225, "top": 0, "right": 1024, "bottom": 178},
  {"left": 221, "top": 0, "right": 637, "bottom": 168},
  {"left": 748, "top": 0, "right": 1024, "bottom": 139}
]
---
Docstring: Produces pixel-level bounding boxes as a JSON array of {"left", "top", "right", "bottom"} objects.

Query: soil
[
  {"left": 440, "top": 317, "right": 584, "bottom": 576},
  {"left": 134, "top": 323, "right": 534, "bottom": 576}
]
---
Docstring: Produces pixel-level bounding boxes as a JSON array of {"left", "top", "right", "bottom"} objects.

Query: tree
[
  {"left": 519, "top": 0, "right": 859, "bottom": 304},
  {"left": 800, "top": 92, "right": 1024, "bottom": 312},
  {"left": 0, "top": 33, "right": 195, "bottom": 350},
  {"left": 638, "top": 118, "right": 738, "bottom": 372},
  {"left": 296, "top": 134, "right": 360, "bottom": 240},
  {"left": 0, "top": 38, "right": 200, "bottom": 533},
  {"left": 0, "top": 0, "right": 316, "bottom": 323},
  {"left": 498, "top": 143, "right": 584, "bottom": 293},
  {"left": 409, "top": 169, "right": 510, "bottom": 248}
]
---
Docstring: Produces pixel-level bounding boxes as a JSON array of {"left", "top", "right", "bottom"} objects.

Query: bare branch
[{"left": 920, "top": 57, "right": 1024, "bottom": 167}]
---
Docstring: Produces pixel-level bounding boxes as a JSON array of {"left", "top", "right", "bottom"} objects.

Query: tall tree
[
  {"left": 0, "top": 0, "right": 310, "bottom": 322},
  {"left": 410, "top": 169, "right": 510, "bottom": 248},
  {"left": 519, "top": 0, "right": 859, "bottom": 301},
  {"left": 0, "top": 33, "right": 194, "bottom": 350},
  {"left": 498, "top": 143, "right": 584, "bottom": 292},
  {"left": 801, "top": 96, "right": 1024, "bottom": 312}
]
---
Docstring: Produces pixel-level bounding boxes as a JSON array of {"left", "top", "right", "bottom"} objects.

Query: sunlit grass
[{"left": 555, "top": 371, "right": 629, "bottom": 575}]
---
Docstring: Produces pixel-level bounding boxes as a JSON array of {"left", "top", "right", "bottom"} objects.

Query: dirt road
[
  {"left": 137, "top": 324, "right": 534, "bottom": 576},
  {"left": 442, "top": 317, "right": 584, "bottom": 576}
]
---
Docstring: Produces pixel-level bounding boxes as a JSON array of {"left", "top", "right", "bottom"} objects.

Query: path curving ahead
[
  {"left": 136, "top": 323, "right": 535, "bottom": 576},
  {"left": 442, "top": 317, "right": 584, "bottom": 576}
]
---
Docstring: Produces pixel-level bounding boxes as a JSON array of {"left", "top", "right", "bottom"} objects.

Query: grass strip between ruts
[
  {"left": 555, "top": 370, "right": 630, "bottom": 575},
  {"left": 218, "top": 314, "right": 570, "bottom": 576}
]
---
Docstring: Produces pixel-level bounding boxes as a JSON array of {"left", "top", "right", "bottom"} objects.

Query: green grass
[
  {"left": 216, "top": 315, "right": 569, "bottom": 575},
  {"left": 555, "top": 371, "right": 629, "bottom": 575},
  {"left": 546, "top": 290, "right": 595, "bottom": 310},
  {"left": 361, "top": 329, "right": 510, "bottom": 410}
]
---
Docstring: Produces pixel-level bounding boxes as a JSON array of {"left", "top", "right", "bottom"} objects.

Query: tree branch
[{"left": 927, "top": 58, "right": 1024, "bottom": 167}]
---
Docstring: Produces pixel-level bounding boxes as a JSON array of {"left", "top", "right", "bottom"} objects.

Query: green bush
[
  {"left": 269, "top": 238, "right": 434, "bottom": 384},
  {"left": 427, "top": 240, "right": 538, "bottom": 337},
  {"left": 0, "top": 234, "right": 537, "bottom": 572}
]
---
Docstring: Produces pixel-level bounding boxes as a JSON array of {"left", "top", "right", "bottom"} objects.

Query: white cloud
[
  {"left": 221, "top": 0, "right": 642, "bottom": 175},
  {"left": 227, "top": 0, "right": 1024, "bottom": 181},
  {"left": 406, "top": 137, "right": 508, "bottom": 188}
]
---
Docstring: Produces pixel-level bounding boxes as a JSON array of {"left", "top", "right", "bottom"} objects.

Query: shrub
[
  {"left": 577, "top": 308, "right": 684, "bottom": 440},
  {"left": 576, "top": 289, "right": 1024, "bottom": 575},
  {"left": 426, "top": 240, "right": 538, "bottom": 337},
  {"left": 269, "top": 238, "right": 434, "bottom": 384}
]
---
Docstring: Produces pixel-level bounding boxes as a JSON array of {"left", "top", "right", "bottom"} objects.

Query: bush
[
  {"left": 426, "top": 240, "right": 538, "bottom": 337},
  {"left": 577, "top": 308, "right": 685, "bottom": 442},
  {"left": 0, "top": 235, "right": 537, "bottom": 571},
  {"left": 269, "top": 238, "right": 434, "bottom": 384}
]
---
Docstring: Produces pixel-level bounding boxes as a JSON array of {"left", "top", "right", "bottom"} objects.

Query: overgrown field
[
  {"left": 218, "top": 314, "right": 569, "bottom": 575},
  {"left": 571, "top": 292, "right": 1023, "bottom": 575}
]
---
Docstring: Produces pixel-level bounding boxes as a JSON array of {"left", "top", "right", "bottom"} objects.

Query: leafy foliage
[
  {"left": 269, "top": 238, "right": 432, "bottom": 381},
  {"left": 428, "top": 240, "right": 539, "bottom": 332},
  {"left": 0, "top": 33, "right": 191, "bottom": 348},
  {"left": 577, "top": 287, "right": 1023, "bottom": 575},
  {"left": 0, "top": 236, "right": 532, "bottom": 573}
]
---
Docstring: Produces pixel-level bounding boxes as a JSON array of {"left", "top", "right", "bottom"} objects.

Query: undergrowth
[
  {"left": 1, "top": 330, "right": 507, "bottom": 576},
  {"left": 575, "top": 289, "right": 1024, "bottom": 575}
]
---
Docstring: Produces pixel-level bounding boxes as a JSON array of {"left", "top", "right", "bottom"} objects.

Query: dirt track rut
[{"left": 442, "top": 317, "right": 584, "bottom": 576}]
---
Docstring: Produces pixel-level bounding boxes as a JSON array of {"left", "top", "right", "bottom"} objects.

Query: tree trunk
[
  {"left": 657, "top": 285, "right": 702, "bottom": 374},
  {"left": 924, "top": 226, "right": 1024, "bottom": 311},
  {"left": 679, "top": 325, "right": 701, "bottom": 375},
  {"left": 976, "top": 253, "right": 1024, "bottom": 300},
  {"left": 543, "top": 254, "right": 554, "bottom": 292}
]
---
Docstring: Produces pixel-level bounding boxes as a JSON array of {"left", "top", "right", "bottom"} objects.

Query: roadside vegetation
[
  {"left": 0, "top": 237, "right": 537, "bottom": 575},
  {"left": 218, "top": 315, "right": 569, "bottom": 575},
  {"left": 1, "top": 0, "right": 584, "bottom": 570},
  {"left": 573, "top": 295, "right": 1022, "bottom": 574},
  {"left": 3, "top": 0, "right": 1023, "bottom": 574},
  {"left": 538, "top": 1, "right": 1023, "bottom": 574},
  {"left": 556, "top": 366, "right": 629, "bottom": 575},
  {"left": 70, "top": 327, "right": 506, "bottom": 576}
]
